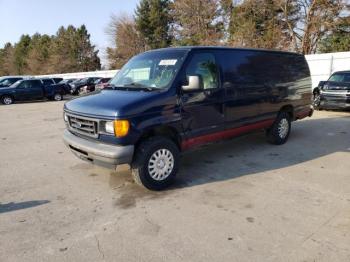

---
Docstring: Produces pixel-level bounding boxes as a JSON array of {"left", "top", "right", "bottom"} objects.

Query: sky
[{"left": 0, "top": 0, "right": 140, "bottom": 65}]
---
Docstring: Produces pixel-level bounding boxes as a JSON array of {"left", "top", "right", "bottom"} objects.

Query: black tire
[
  {"left": 1, "top": 95, "right": 14, "bottom": 105},
  {"left": 131, "top": 136, "right": 180, "bottom": 190},
  {"left": 313, "top": 91, "right": 321, "bottom": 110},
  {"left": 53, "top": 93, "right": 63, "bottom": 101},
  {"left": 266, "top": 111, "right": 291, "bottom": 145}
]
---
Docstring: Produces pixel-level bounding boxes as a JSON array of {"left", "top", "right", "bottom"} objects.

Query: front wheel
[
  {"left": 313, "top": 91, "right": 321, "bottom": 110},
  {"left": 266, "top": 111, "right": 291, "bottom": 145},
  {"left": 1, "top": 95, "right": 14, "bottom": 105},
  {"left": 131, "top": 137, "right": 179, "bottom": 190}
]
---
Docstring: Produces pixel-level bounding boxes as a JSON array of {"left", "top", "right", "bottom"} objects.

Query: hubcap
[
  {"left": 278, "top": 118, "right": 289, "bottom": 139},
  {"left": 3, "top": 97, "right": 12, "bottom": 105},
  {"left": 54, "top": 94, "right": 62, "bottom": 101},
  {"left": 313, "top": 93, "right": 320, "bottom": 107},
  {"left": 148, "top": 149, "right": 174, "bottom": 181}
]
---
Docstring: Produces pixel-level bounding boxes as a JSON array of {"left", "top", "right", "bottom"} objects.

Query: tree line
[
  {"left": 0, "top": 25, "right": 101, "bottom": 76},
  {"left": 0, "top": 0, "right": 349, "bottom": 76},
  {"left": 107, "top": 0, "right": 350, "bottom": 68}
]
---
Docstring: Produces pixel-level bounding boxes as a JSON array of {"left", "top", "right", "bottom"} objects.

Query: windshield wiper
[{"left": 122, "top": 82, "right": 158, "bottom": 91}]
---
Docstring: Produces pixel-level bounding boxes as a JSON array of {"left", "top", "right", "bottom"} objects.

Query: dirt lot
[{"left": 0, "top": 101, "right": 349, "bottom": 262}]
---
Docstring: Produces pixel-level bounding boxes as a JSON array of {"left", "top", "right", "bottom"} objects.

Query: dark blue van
[{"left": 63, "top": 47, "right": 313, "bottom": 190}]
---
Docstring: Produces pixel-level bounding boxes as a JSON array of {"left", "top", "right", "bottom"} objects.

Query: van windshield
[{"left": 110, "top": 50, "right": 188, "bottom": 90}]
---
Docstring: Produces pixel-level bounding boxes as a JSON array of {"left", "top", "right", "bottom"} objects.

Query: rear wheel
[
  {"left": 131, "top": 136, "right": 179, "bottom": 190},
  {"left": 53, "top": 93, "right": 63, "bottom": 101},
  {"left": 1, "top": 95, "right": 13, "bottom": 105},
  {"left": 266, "top": 111, "right": 291, "bottom": 145}
]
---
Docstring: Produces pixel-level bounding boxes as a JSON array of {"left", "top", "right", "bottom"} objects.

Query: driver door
[{"left": 180, "top": 52, "right": 225, "bottom": 149}]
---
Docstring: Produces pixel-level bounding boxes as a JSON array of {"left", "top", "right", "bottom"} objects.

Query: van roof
[{"left": 145, "top": 46, "right": 303, "bottom": 56}]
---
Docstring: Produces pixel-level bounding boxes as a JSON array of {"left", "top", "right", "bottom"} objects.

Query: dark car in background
[
  {"left": 52, "top": 78, "right": 77, "bottom": 95},
  {"left": 63, "top": 47, "right": 313, "bottom": 190},
  {"left": 313, "top": 70, "right": 350, "bottom": 110},
  {"left": 0, "top": 79, "right": 65, "bottom": 105},
  {"left": 0, "top": 76, "right": 25, "bottom": 88},
  {"left": 70, "top": 77, "right": 101, "bottom": 95},
  {"left": 95, "top": 78, "right": 112, "bottom": 90}
]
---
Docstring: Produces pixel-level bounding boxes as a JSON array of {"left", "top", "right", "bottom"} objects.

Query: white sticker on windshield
[{"left": 159, "top": 59, "right": 177, "bottom": 66}]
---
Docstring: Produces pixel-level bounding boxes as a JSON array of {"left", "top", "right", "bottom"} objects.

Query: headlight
[
  {"left": 64, "top": 113, "right": 68, "bottom": 122},
  {"left": 103, "top": 120, "right": 130, "bottom": 137},
  {"left": 105, "top": 121, "right": 114, "bottom": 134}
]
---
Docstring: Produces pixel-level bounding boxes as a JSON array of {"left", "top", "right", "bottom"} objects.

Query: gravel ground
[{"left": 0, "top": 101, "right": 349, "bottom": 262}]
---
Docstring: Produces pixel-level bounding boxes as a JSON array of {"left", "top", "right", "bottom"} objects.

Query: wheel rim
[
  {"left": 148, "top": 149, "right": 174, "bottom": 181},
  {"left": 3, "top": 97, "right": 12, "bottom": 105},
  {"left": 54, "top": 94, "right": 62, "bottom": 101},
  {"left": 278, "top": 118, "right": 289, "bottom": 139},
  {"left": 313, "top": 93, "right": 320, "bottom": 107}
]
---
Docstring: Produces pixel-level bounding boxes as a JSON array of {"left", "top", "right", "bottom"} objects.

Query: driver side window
[{"left": 186, "top": 53, "right": 219, "bottom": 90}]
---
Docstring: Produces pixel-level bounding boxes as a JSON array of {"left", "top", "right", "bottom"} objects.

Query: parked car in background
[
  {"left": 70, "top": 77, "right": 101, "bottom": 95},
  {"left": 0, "top": 76, "right": 25, "bottom": 88},
  {"left": 0, "top": 79, "right": 65, "bottom": 105},
  {"left": 95, "top": 78, "right": 112, "bottom": 90},
  {"left": 53, "top": 78, "right": 77, "bottom": 95},
  {"left": 63, "top": 47, "right": 313, "bottom": 190},
  {"left": 313, "top": 70, "right": 350, "bottom": 110}
]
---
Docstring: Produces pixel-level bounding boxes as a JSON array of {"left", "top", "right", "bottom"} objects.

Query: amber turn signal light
[{"left": 114, "top": 120, "right": 130, "bottom": 137}]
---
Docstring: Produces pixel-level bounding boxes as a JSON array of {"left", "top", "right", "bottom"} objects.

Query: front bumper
[
  {"left": 63, "top": 130, "right": 134, "bottom": 168},
  {"left": 320, "top": 92, "right": 350, "bottom": 109}
]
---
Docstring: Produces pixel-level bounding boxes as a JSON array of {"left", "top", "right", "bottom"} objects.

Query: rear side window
[
  {"left": 344, "top": 74, "right": 350, "bottom": 82},
  {"left": 42, "top": 79, "right": 53, "bottom": 85},
  {"left": 185, "top": 53, "right": 219, "bottom": 89},
  {"left": 216, "top": 50, "right": 309, "bottom": 87},
  {"left": 28, "top": 80, "right": 42, "bottom": 88},
  {"left": 53, "top": 78, "right": 63, "bottom": 83}
]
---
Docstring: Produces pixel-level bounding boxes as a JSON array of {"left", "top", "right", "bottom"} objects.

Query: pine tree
[
  {"left": 172, "top": 0, "right": 224, "bottom": 45},
  {"left": 49, "top": 25, "right": 101, "bottom": 73},
  {"left": 0, "top": 43, "right": 16, "bottom": 76},
  {"left": 135, "top": 0, "right": 172, "bottom": 49},
  {"left": 26, "top": 34, "right": 52, "bottom": 74},
  {"left": 13, "top": 35, "right": 32, "bottom": 74},
  {"left": 229, "top": 0, "right": 295, "bottom": 50},
  {"left": 318, "top": 16, "right": 350, "bottom": 53}
]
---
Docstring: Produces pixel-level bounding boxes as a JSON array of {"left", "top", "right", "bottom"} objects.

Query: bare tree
[
  {"left": 278, "top": 0, "right": 349, "bottom": 54},
  {"left": 106, "top": 14, "right": 146, "bottom": 69}
]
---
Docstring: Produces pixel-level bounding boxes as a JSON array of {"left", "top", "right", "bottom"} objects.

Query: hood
[
  {"left": 0, "top": 86, "right": 16, "bottom": 92},
  {"left": 323, "top": 81, "right": 350, "bottom": 91},
  {"left": 64, "top": 89, "right": 176, "bottom": 119}
]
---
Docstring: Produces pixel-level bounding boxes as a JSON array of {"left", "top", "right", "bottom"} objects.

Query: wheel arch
[
  {"left": 136, "top": 125, "right": 182, "bottom": 150},
  {"left": 279, "top": 104, "right": 294, "bottom": 120}
]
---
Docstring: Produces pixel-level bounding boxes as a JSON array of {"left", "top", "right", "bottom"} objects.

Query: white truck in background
[{"left": 305, "top": 51, "right": 350, "bottom": 91}]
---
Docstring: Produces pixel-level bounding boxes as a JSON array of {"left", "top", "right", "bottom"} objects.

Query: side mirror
[{"left": 182, "top": 75, "right": 203, "bottom": 92}]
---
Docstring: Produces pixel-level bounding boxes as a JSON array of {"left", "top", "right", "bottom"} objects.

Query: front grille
[{"left": 67, "top": 114, "right": 98, "bottom": 138}]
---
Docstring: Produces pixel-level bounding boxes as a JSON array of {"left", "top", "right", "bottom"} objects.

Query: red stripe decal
[
  {"left": 297, "top": 109, "right": 312, "bottom": 119},
  {"left": 181, "top": 119, "right": 274, "bottom": 150}
]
